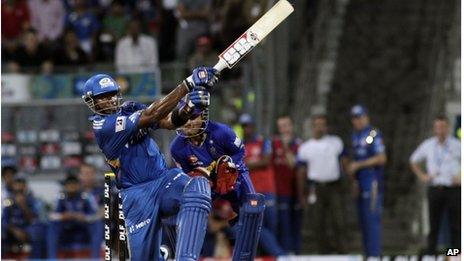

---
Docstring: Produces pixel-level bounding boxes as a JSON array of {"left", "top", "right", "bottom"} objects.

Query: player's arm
[
  {"left": 348, "top": 133, "right": 387, "bottom": 174},
  {"left": 409, "top": 142, "right": 430, "bottom": 183},
  {"left": 296, "top": 163, "right": 307, "bottom": 205},
  {"left": 138, "top": 67, "right": 218, "bottom": 129}
]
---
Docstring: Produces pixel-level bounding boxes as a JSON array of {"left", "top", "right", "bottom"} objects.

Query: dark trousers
[
  {"left": 310, "top": 180, "right": 346, "bottom": 254},
  {"left": 426, "top": 186, "right": 461, "bottom": 254}
]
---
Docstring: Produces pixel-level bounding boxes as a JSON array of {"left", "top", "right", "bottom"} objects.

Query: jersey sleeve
[
  {"left": 372, "top": 131, "right": 386, "bottom": 154},
  {"left": 216, "top": 124, "right": 246, "bottom": 170},
  {"left": 98, "top": 113, "right": 141, "bottom": 159},
  {"left": 296, "top": 143, "right": 309, "bottom": 166}
]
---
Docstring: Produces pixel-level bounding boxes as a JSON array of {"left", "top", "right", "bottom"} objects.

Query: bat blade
[{"left": 214, "top": 0, "right": 294, "bottom": 71}]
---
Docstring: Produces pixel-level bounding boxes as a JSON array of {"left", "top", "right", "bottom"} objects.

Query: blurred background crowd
[{"left": 1, "top": 0, "right": 461, "bottom": 259}]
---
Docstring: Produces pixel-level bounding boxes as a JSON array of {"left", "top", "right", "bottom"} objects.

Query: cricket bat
[{"left": 213, "top": 0, "right": 294, "bottom": 72}]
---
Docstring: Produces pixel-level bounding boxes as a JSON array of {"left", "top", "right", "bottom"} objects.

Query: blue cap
[
  {"left": 82, "top": 74, "right": 119, "bottom": 98},
  {"left": 239, "top": 113, "right": 254, "bottom": 125},
  {"left": 351, "top": 104, "right": 368, "bottom": 117}
]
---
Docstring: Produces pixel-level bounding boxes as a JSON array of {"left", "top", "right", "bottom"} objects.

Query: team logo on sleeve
[
  {"left": 234, "top": 137, "right": 242, "bottom": 148},
  {"left": 99, "top": 77, "right": 115, "bottom": 88},
  {"left": 115, "top": 116, "right": 126, "bottom": 132}
]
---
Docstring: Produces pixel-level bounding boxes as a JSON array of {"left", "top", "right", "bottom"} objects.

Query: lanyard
[{"left": 434, "top": 139, "right": 449, "bottom": 171}]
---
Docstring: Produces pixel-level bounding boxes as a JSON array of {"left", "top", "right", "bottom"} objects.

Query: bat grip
[{"left": 213, "top": 59, "right": 228, "bottom": 73}]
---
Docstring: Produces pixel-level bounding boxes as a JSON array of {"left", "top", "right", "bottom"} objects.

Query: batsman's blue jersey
[
  {"left": 351, "top": 125, "right": 385, "bottom": 191},
  {"left": 170, "top": 121, "right": 255, "bottom": 196},
  {"left": 91, "top": 101, "right": 169, "bottom": 188}
]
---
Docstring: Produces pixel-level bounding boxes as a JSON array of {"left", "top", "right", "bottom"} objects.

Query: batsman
[
  {"left": 169, "top": 107, "right": 266, "bottom": 260},
  {"left": 82, "top": 67, "right": 219, "bottom": 260}
]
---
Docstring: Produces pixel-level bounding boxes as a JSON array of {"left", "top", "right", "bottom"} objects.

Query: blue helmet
[{"left": 82, "top": 74, "right": 122, "bottom": 115}]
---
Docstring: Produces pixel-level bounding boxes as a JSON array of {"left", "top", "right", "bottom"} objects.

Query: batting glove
[{"left": 184, "top": 67, "right": 219, "bottom": 90}]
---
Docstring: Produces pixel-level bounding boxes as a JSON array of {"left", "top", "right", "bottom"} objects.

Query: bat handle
[{"left": 213, "top": 59, "right": 228, "bottom": 73}]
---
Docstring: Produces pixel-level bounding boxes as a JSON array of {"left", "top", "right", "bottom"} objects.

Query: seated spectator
[
  {"left": 175, "top": 0, "right": 212, "bottom": 61},
  {"left": 28, "top": 0, "right": 65, "bottom": 43},
  {"left": 1, "top": 0, "right": 30, "bottom": 41},
  {"left": 1, "top": 176, "right": 43, "bottom": 259},
  {"left": 188, "top": 36, "right": 218, "bottom": 70},
  {"left": 102, "top": 1, "right": 129, "bottom": 41},
  {"left": 53, "top": 29, "right": 88, "bottom": 67},
  {"left": 13, "top": 29, "right": 53, "bottom": 73},
  {"left": 47, "top": 175, "right": 100, "bottom": 259},
  {"left": 77, "top": 163, "right": 104, "bottom": 258},
  {"left": 66, "top": 0, "right": 100, "bottom": 54},
  {"left": 1, "top": 40, "right": 21, "bottom": 72},
  {"left": 202, "top": 200, "right": 234, "bottom": 258},
  {"left": 115, "top": 19, "right": 159, "bottom": 73}
]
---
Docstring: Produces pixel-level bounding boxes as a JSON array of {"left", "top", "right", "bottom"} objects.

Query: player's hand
[
  {"left": 188, "top": 87, "right": 210, "bottom": 109},
  {"left": 347, "top": 162, "right": 361, "bottom": 176},
  {"left": 184, "top": 67, "right": 219, "bottom": 90}
]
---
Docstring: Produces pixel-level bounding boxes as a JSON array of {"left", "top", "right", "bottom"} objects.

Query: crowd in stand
[
  {"left": 2, "top": 104, "right": 460, "bottom": 259},
  {"left": 1, "top": 0, "right": 269, "bottom": 73}
]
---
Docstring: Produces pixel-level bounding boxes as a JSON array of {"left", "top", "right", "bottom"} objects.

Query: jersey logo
[
  {"left": 99, "top": 77, "right": 115, "bottom": 88},
  {"left": 93, "top": 119, "right": 105, "bottom": 129},
  {"left": 234, "top": 136, "right": 242, "bottom": 148},
  {"left": 115, "top": 116, "right": 126, "bottom": 132},
  {"left": 129, "top": 111, "right": 141, "bottom": 123},
  {"left": 107, "top": 158, "right": 121, "bottom": 169}
]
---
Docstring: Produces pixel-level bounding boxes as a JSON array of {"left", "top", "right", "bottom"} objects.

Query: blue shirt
[
  {"left": 2, "top": 195, "right": 39, "bottom": 230},
  {"left": 170, "top": 121, "right": 254, "bottom": 196},
  {"left": 91, "top": 101, "right": 169, "bottom": 188},
  {"left": 351, "top": 125, "right": 385, "bottom": 191},
  {"left": 66, "top": 11, "right": 99, "bottom": 41}
]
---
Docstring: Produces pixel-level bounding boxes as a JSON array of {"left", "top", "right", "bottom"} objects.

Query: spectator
[
  {"left": 66, "top": 0, "right": 100, "bottom": 54},
  {"left": 28, "top": 0, "right": 65, "bottom": 43},
  {"left": 102, "top": 1, "right": 129, "bottom": 41},
  {"left": 115, "top": 19, "right": 159, "bottom": 73},
  {"left": 347, "top": 105, "right": 387, "bottom": 257},
  {"left": 2, "top": 166, "right": 18, "bottom": 202},
  {"left": 175, "top": 0, "right": 211, "bottom": 61},
  {"left": 240, "top": 113, "right": 285, "bottom": 256},
  {"left": 2, "top": 40, "right": 21, "bottom": 72},
  {"left": 410, "top": 115, "right": 461, "bottom": 254},
  {"left": 77, "top": 163, "right": 104, "bottom": 257},
  {"left": 188, "top": 35, "right": 218, "bottom": 70},
  {"left": 13, "top": 29, "right": 53, "bottom": 73},
  {"left": 1, "top": 176, "right": 42, "bottom": 259},
  {"left": 1, "top": 0, "right": 30, "bottom": 41},
  {"left": 271, "top": 116, "right": 302, "bottom": 254},
  {"left": 53, "top": 29, "right": 88, "bottom": 67},
  {"left": 47, "top": 175, "right": 99, "bottom": 259},
  {"left": 202, "top": 200, "right": 234, "bottom": 258},
  {"left": 296, "top": 114, "right": 346, "bottom": 254}
]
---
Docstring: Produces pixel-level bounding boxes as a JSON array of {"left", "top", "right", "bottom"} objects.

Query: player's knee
[{"left": 182, "top": 176, "right": 212, "bottom": 212}]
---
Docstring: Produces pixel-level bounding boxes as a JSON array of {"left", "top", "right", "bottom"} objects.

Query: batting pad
[
  {"left": 176, "top": 177, "right": 212, "bottom": 261},
  {"left": 232, "top": 193, "right": 265, "bottom": 261}
]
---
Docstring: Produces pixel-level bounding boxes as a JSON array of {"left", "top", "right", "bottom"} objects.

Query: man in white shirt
[
  {"left": 297, "top": 114, "right": 346, "bottom": 254},
  {"left": 28, "top": 0, "right": 65, "bottom": 42},
  {"left": 410, "top": 115, "right": 461, "bottom": 254},
  {"left": 115, "top": 20, "right": 159, "bottom": 74}
]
